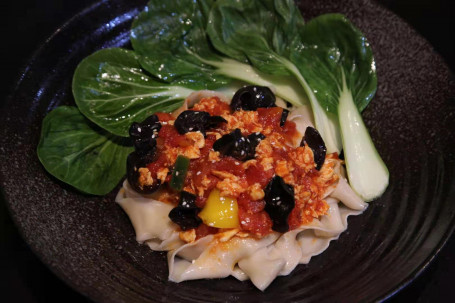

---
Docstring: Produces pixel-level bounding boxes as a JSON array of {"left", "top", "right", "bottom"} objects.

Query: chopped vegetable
[
  {"left": 198, "top": 189, "right": 240, "bottom": 228},
  {"left": 169, "top": 155, "right": 191, "bottom": 192}
]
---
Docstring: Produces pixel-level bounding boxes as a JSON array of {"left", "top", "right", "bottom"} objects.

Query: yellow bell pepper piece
[{"left": 198, "top": 189, "right": 239, "bottom": 228}]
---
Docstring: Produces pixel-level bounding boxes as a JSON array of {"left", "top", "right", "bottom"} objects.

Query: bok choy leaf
[
  {"left": 206, "top": 1, "right": 387, "bottom": 200},
  {"left": 206, "top": 0, "right": 342, "bottom": 153},
  {"left": 37, "top": 106, "right": 133, "bottom": 195},
  {"left": 130, "top": 0, "right": 308, "bottom": 106},
  {"left": 72, "top": 48, "right": 194, "bottom": 137},
  {"left": 290, "top": 14, "right": 388, "bottom": 200}
]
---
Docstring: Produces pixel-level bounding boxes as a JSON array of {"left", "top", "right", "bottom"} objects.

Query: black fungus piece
[
  {"left": 264, "top": 176, "right": 295, "bottom": 233},
  {"left": 247, "top": 132, "right": 266, "bottom": 152},
  {"left": 168, "top": 207, "right": 202, "bottom": 231},
  {"left": 127, "top": 114, "right": 163, "bottom": 194},
  {"left": 129, "top": 114, "right": 161, "bottom": 157},
  {"left": 129, "top": 114, "right": 161, "bottom": 140},
  {"left": 213, "top": 129, "right": 247, "bottom": 160},
  {"left": 174, "top": 110, "right": 227, "bottom": 135},
  {"left": 231, "top": 86, "right": 276, "bottom": 111},
  {"left": 280, "top": 108, "right": 290, "bottom": 127},
  {"left": 133, "top": 136, "right": 157, "bottom": 156},
  {"left": 178, "top": 191, "right": 198, "bottom": 208},
  {"left": 169, "top": 191, "right": 202, "bottom": 230},
  {"left": 213, "top": 129, "right": 264, "bottom": 161},
  {"left": 126, "top": 152, "right": 161, "bottom": 194},
  {"left": 300, "top": 127, "right": 326, "bottom": 170},
  {"left": 205, "top": 115, "right": 228, "bottom": 129}
]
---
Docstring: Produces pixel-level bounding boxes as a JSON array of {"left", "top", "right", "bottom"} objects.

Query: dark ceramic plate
[{"left": 1, "top": 0, "right": 454, "bottom": 302}]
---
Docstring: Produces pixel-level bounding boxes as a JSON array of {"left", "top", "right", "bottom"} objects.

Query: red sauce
[
  {"left": 156, "top": 112, "right": 175, "bottom": 122},
  {"left": 238, "top": 207, "right": 272, "bottom": 236},
  {"left": 158, "top": 125, "right": 189, "bottom": 147},
  {"left": 146, "top": 152, "right": 168, "bottom": 178},
  {"left": 237, "top": 193, "right": 265, "bottom": 213},
  {"left": 287, "top": 206, "right": 302, "bottom": 230},
  {"left": 195, "top": 223, "right": 218, "bottom": 240},
  {"left": 257, "top": 107, "right": 283, "bottom": 131},
  {"left": 245, "top": 164, "right": 273, "bottom": 187},
  {"left": 145, "top": 97, "right": 335, "bottom": 238}
]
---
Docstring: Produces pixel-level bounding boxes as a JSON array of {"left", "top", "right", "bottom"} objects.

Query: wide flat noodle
[
  {"left": 288, "top": 106, "right": 315, "bottom": 147},
  {"left": 117, "top": 161, "right": 366, "bottom": 290},
  {"left": 115, "top": 180, "right": 183, "bottom": 250},
  {"left": 168, "top": 233, "right": 280, "bottom": 283}
]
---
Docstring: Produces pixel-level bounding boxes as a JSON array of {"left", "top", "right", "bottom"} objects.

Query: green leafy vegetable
[
  {"left": 37, "top": 106, "right": 133, "bottom": 195},
  {"left": 206, "top": 2, "right": 387, "bottom": 200},
  {"left": 290, "top": 14, "right": 387, "bottom": 200},
  {"left": 73, "top": 48, "right": 194, "bottom": 137},
  {"left": 206, "top": 0, "right": 342, "bottom": 153},
  {"left": 290, "top": 14, "right": 377, "bottom": 113},
  {"left": 130, "top": 0, "right": 308, "bottom": 106},
  {"left": 207, "top": 0, "right": 304, "bottom": 75},
  {"left": 130, "top": 0, "right": 231, "bottom": 88}
]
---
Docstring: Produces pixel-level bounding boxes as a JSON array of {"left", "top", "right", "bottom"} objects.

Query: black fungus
[
  {"left": 169, "top": 191, "right": 202, "bottom": 230},
  {"left": 205, "top": 115, "right": 228, "bottom": 129},
  {"left": 231, "top": 86, "right": 276, "bottom": 111},
  {"left": 126, "top": 152, "right": 161, "bottom": 194},
  {"left": 213, "top": 129, "right": 265, "bottom": 161},
  {"left": 133, "top": 136, "right": 157, "bottom": 156},
  {"left": 129, "top": 114, "right": 161, "bottom": 141},
  {"left": 301, "top": 127, "right": 326, "bottom": 170},
  {"left": 280, "top": 108, "right": 290, "bottom": 127},
  {"left": 168, "top": 208, "right": 202, "bottom": 231},
  {"left": 129, "top": 114, "right": 161, "bottom": 157},
  {"left": 127, "top": 114, "right": 163, "bottom": 194},
  {"left": 247, "top": 132, "right": 266, "bottom": 151},
  {"left": 174, "top": 110, "right": 227, "bottom": 135},
  {"left": 264, "top": 176, "right": 295, "bottom": 233},
  {"left": 178, "top": 191, "right": 198, "bottom": 208}
]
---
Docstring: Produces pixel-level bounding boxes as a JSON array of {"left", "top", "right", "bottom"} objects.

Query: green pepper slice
[{"left": 169, "top": 155, "right": 190, "bottom": 191}]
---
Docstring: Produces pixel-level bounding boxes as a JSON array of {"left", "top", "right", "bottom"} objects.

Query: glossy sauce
[{"left": 144, "top": 97, "right": 337, "bottom": 237}]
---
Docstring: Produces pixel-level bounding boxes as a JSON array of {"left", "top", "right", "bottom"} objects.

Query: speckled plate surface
[{"left": 1, "top": 0, "right": 455, "bottom": 302}]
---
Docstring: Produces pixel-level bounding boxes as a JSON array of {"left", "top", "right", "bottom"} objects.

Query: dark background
[{"left": 0, "top": 0, "right": 454, "bottom": 302}]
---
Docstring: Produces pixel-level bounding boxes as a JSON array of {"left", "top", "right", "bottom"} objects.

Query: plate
[{"left": 1, "top": 0, "right": 455, "bottom": 301}]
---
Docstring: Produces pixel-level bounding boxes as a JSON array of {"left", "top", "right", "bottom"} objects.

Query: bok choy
[
  {"left": 206, "top": 0, "right": 387, "bottom": 200},
  {"left": 206, "top": 0, "right": 342, "bottom": 154},
  {"left": 130, "top": 0, "right": 308, "bottom": 107},
  {"left": 73, "top": 48, "right": 194, "bottom": 137},
  {"left": 37, "top": 106, "right": 133, "bottom": 195},
  {"left": 291, "top": 14, "right": 388, "bottom": 200}
]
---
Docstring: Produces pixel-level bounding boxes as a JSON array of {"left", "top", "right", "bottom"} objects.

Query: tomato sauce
[{"left": 146, "top": 97, "right": 336, "bottom": 238}]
